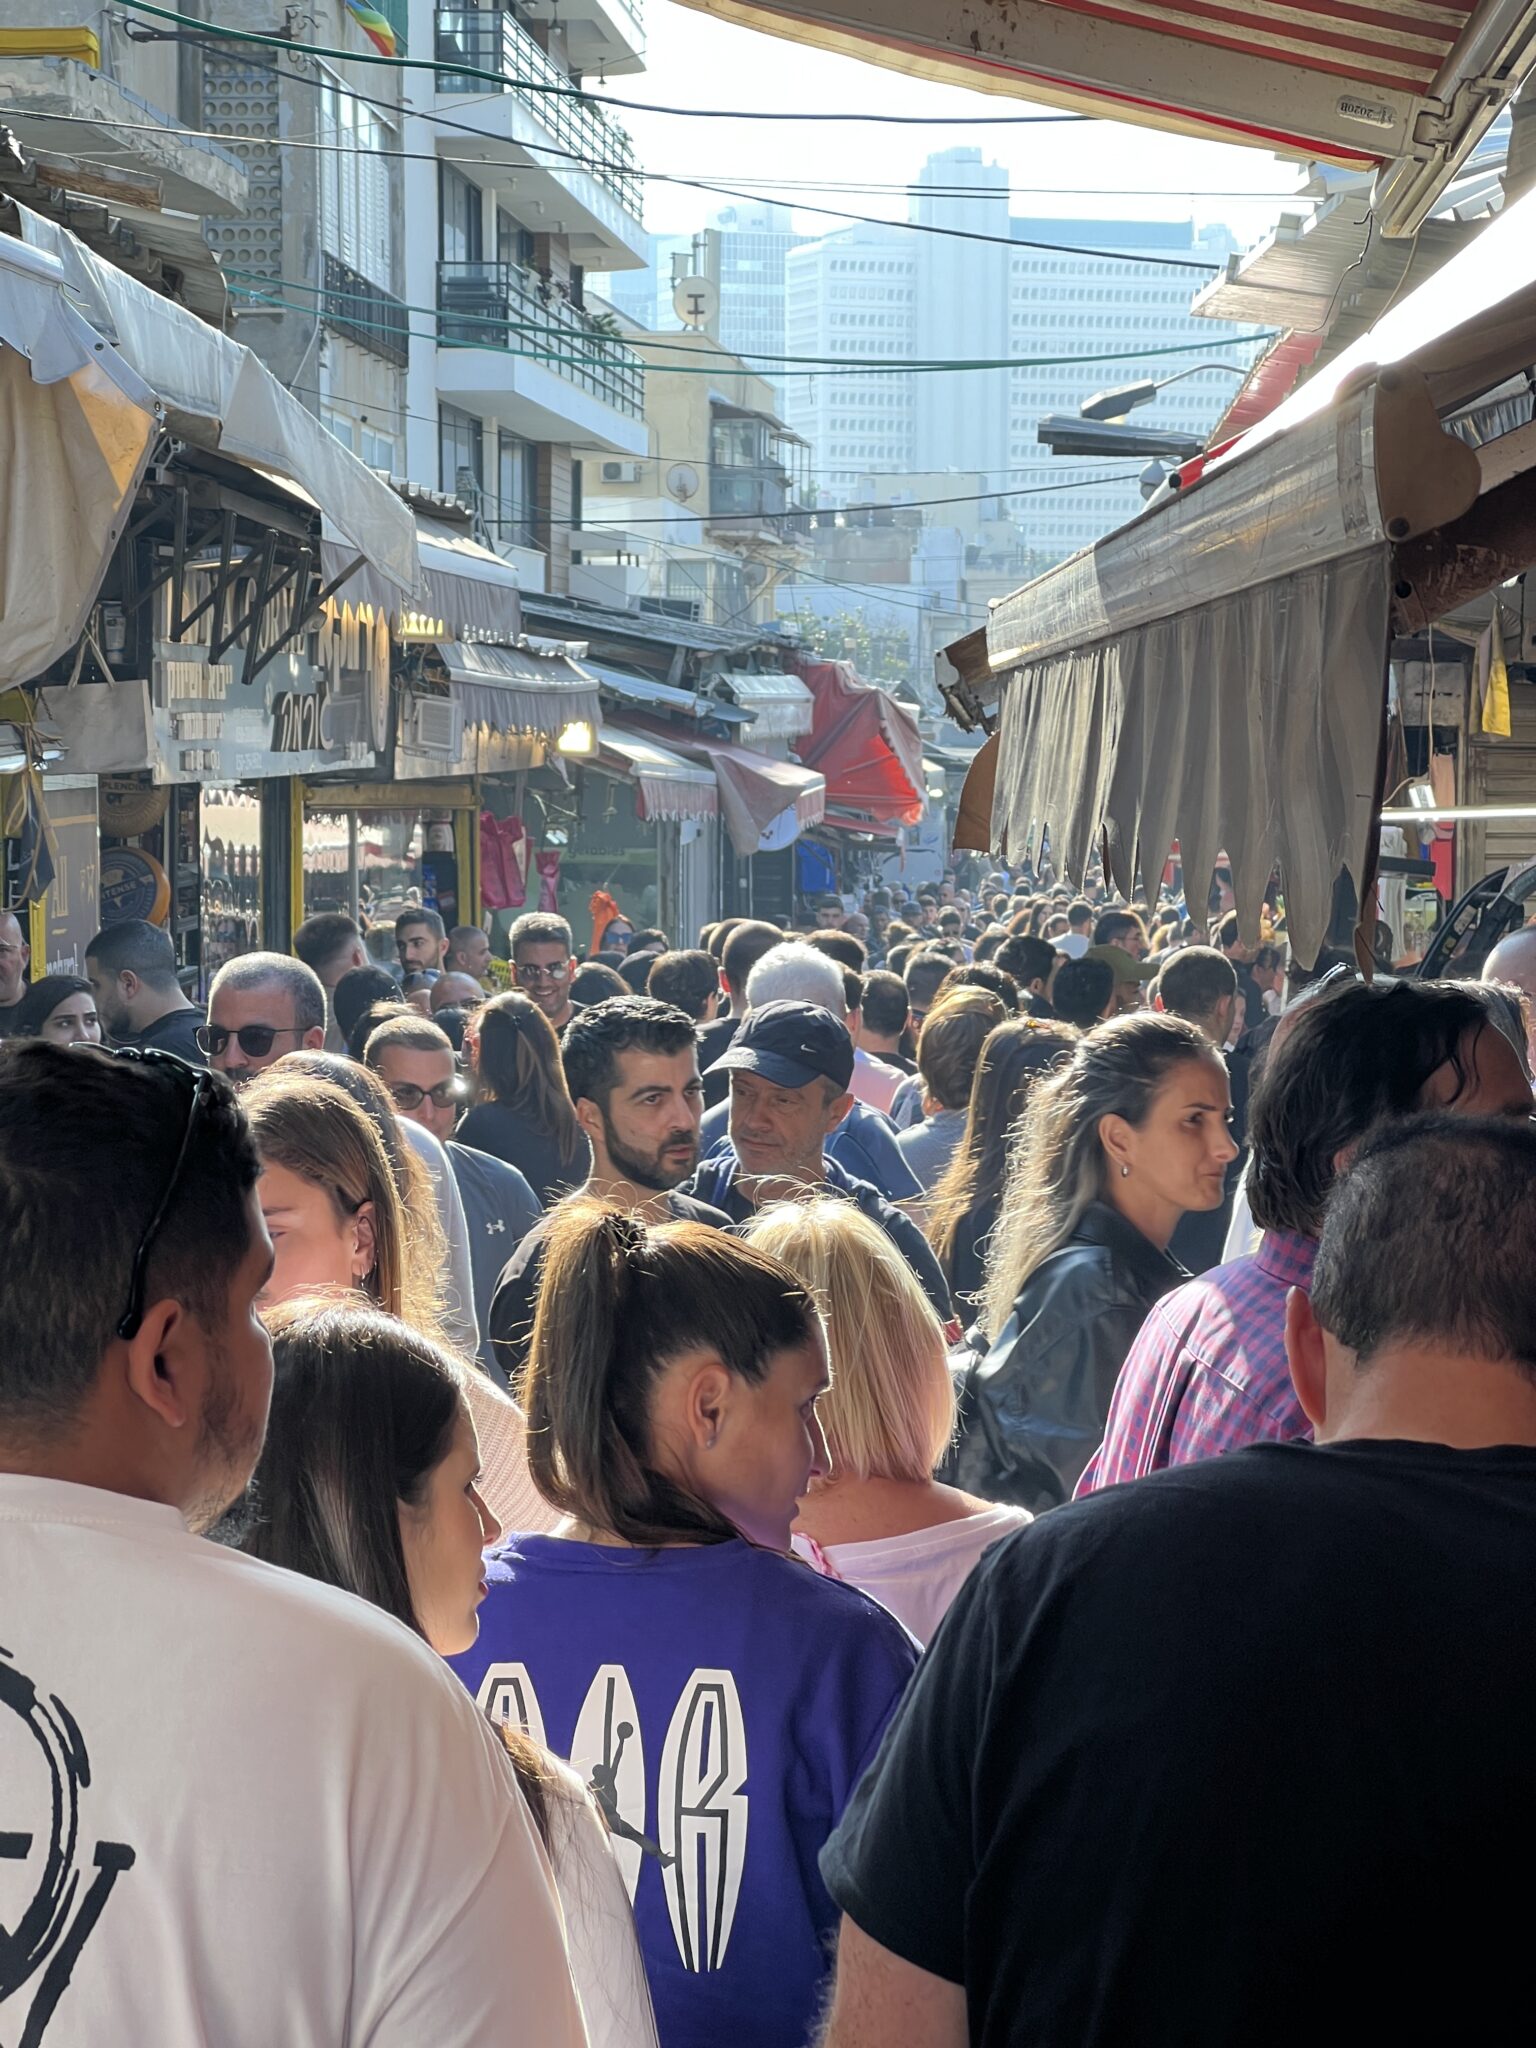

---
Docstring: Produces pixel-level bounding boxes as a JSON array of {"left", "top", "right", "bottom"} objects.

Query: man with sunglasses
[
  {"left": 0, "top": 1040, "right": 586, "bottom": 2045},
  {"left": 362, "top": 1014, "right": 541, "bottom": 1361},
  {"left": 509, "top": 911, "right": 583, "bottom": 1033},
  {"left": 200, "top": 952, "right": 326, "bottom": 1084}
]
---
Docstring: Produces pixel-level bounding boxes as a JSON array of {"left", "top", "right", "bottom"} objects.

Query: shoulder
[
  {"left": 667, "top": 1191, "right": 734, "bottom": 1229},
  {"left": 450, "top": 1142, "right": 539, "bottom": 1204},
  {"left": 752, "top": 1545, "right": 921, "bottom": 1668}
]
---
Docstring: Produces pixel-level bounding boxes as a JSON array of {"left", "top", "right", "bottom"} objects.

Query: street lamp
[
  {"left": 1035, "top": 414, "right": 1205, "bottom": 460},
  {"left": 1078, "top": 361, "right": 1251, "bottom": 423}
]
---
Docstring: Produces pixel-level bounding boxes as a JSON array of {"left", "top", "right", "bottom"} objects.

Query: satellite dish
[
  {"left": 666, "top": 463, "right": 700, "bottom": 503},
  {"left": 672, "top": 274, "right": 719, "bottom": 331}
]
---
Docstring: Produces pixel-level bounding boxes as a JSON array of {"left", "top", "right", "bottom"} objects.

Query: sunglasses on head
[
  {"left": 387, "top": 1079, "right": 467, "bottom": 1111},
  {"left": 195, "top": 1022, "right": 308, "bottom": 1059},
  {"left": 107, "top": 1047, "right": 212, "bottom": 1340}
]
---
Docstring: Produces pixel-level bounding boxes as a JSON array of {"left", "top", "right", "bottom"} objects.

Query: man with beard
[
  {"left": 0, "top": 1040, "right": 585, "bottom": 2045},
  {"left": 486, "top": 996, "right": 731, "bottom": 1386}
]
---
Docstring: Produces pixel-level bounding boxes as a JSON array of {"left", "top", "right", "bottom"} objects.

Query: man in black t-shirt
[
  {"left": 488, "top": 996, "right": 729, "bottom": 1385},
  {"left": 820, "top": 1113, "right": 1536, "bottom": 2048},
  {"left": 85, "top": 918, "right": 206, "bottom": 1064}
]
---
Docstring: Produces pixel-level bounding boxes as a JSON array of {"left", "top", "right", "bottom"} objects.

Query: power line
[{"left": 120, "top": 2, "right": 1096, "bottom": 125}]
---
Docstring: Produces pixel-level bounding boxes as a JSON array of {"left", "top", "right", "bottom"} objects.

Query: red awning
[
  {"left": 621, "top": 717, "right": 828, "bottom": 855},
  {"left": 597, "top": 722, "right": 719, "bottom": 825},
  {"left": 794, "top": 659, "right": 926, "bottom": 827}
]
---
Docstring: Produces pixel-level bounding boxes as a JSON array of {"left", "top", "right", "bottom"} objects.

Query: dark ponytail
[{"left": 523, "top": 1198, "right": 818, "bottom": 1546}]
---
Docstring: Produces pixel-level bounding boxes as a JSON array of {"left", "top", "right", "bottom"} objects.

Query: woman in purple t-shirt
[{"left": 450, "top": 1202, "right": 918, "bottom": 2048}]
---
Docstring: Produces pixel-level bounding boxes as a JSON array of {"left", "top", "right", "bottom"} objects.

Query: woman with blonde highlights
[{"left": 746, "top": 1199, "right": 1030, "bottom": 1645}]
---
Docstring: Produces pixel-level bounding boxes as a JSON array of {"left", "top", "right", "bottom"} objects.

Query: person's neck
[
  {"left": 133, "top": 984, "right": 194, "bottom": 1028},
  {"left": 1320, "top": 1345, "right": 1536, "bottom": 1452},
  {"left": 584, "top": 1162, "right": 677, "bottom": 1222},
  {"left": 862, "top": 1033, "right": 902, "bottom": 1057},
  {"left": 543, "top": 999, "right": 573, "bottom": 1030},
  {"left": 1101, "top": 1175, "right": 1181, "bottom": 1253}
]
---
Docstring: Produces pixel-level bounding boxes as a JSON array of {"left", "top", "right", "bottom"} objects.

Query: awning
[
  {"left": 796, "top": 658, "right": 926, "bottom": 827},
  {"left": 416, "top": 518, "right": 523, "bottom": 641},
  {"left": 0, "top": 234, "right": 161, "bottom": 686},
  {"left": 965, "top": 181, "right": 1536, "bottom": 965},
  {"left": 583, "top": 660, "right": 752, "bottom": 724},
  {"left": 10, "top": 204, "right": 421, "bottom": 599},
  {"left": 674, "top": 0, "right": 1536, "bottom": 231},
  {"left": 618, "top": 714, "right": 827, "bottom": 855},
  {"left": 598, "top": 721, "right": 719, "bottom": 825},
  {"left": 439, "top": 640, "right": 602, "bottom": 743},
  {"left": 712, "top": 668, "right": 816, "bottom": 739}
]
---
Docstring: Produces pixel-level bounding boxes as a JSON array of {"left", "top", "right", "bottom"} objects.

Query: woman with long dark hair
[
  {"left": 926, "top": 1017, "right": 1079, "bottom": 1313},
  {"left": 947, "top": 1013, "right": 1237, "bottom": 1512},
  {"left": 236, "top": 1300, "right": 657, "bottom": 2048},
  {"left": 11, "top": 973, "right": 102, "bottom": 1044},
  {"left": 450, "top": 1201, "right": 918, "bottom": 2048},
  {"left": 456, "top": 990, "right": 590, "bottom": 1203}
]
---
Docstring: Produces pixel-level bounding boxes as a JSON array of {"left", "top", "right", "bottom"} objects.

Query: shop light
[
  {"left": 557, "top": 718, "right": 595, "bottom": 757},
  {"left": 0, "top": 723, "right": 63, "bottom": 774}
]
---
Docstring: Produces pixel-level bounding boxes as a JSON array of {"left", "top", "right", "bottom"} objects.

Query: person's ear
[
  {"left": 1098, "top": 1111, "right": 1135, "bottom": 1175},
  {"left": 303, "top": 1024, "right": 327, "bottom": 1048},
  {"left": 120, "top": 1298, "right": 197, "bottom": 1430},
  {"left": 1285, "top": 1285, "right": 1329, "bottom": 1431},
  {"left": 684, "top": 1359, "right": 732, "bottom": 1450},
  {"left": 350, "top": 1199, "right": 377, "bottom": 1281},
  {"left": 823, "top": 1089, "right": 855, "bottom": 1134},
  {"left": 1152, "top": 991, "right": 1166, "bottom": 1014},
  {"left": 573, "top": 1093, "right": 604, "bottom": 1146}
]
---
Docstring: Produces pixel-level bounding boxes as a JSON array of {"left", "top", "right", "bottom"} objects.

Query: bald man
[{"left": 1483, "top": 923, "right": 1536, "bottom": 1067}]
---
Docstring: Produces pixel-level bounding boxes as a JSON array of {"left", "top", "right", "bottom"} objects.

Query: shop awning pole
[{"left": 347, "top": 812, "right": 360, "bottom": 925}]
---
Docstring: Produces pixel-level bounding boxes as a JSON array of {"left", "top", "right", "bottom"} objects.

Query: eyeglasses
[
  {"left": 515, "top": 961, "right": 570, "bottom": 983},
  {"left": 110, "top": 1048, "right": 212, "bottom": 1341},
  {"left": 195, "top": 1022, "right": 308, "bottom": 1059},
  {"left": 387, "top": 1079, "right": 467, "bottom": 1111}
]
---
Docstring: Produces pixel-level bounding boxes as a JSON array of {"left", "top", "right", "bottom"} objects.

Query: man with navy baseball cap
[{"left": 684, "top": 1000, "right": 954, "bottom": 1327}]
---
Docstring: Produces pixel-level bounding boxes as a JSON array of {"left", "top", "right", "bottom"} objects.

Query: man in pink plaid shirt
[{"left": 1079, "top": 977, "right": 1532, "bottom": 1495}]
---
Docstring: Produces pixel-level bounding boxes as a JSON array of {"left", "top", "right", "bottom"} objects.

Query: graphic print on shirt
[
  {"left": 477, "top": 1660, "right": 748, "bottom": 1969},
  {"left": 0, "top": 1648, "right": 136, "bottom": 2042}
]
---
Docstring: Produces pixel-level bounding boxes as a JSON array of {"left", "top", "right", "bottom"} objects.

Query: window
[
  {"left": 496, "top": 206, "right": 534, "bottom": 271},
  {"left": 318, "top": 74, "right": 396, "bottom": 290},
  {"left": 439, "top": 403, "right": 483, "bottom": 503},
  {"left": 440, "top": 165, "right": 483, "bottom": 265}
]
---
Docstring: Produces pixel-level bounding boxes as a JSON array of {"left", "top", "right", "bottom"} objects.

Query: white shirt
[
  {"left": 545, "top": 1761, "right": 660, "bottom": 2048},
  {"left": 1056, "top": 932, "right": 1091, "bottom": 959},
  {"left": 850, "top": 1046, "right": 906, "bottom": 1115},
  {"left": 0, "top": 1474, "right": 586, "bottom": 2047},
  {"left": 792, "top": 1502, "right": 1033, "bottom": 1646},
  {"left": 401, "top": 1117, "right": 481, "bottom": 1360}
]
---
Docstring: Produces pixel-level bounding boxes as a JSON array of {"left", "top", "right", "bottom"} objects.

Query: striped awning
[{"left": 598, "top": 722, "right": 720, "bottom": 825}]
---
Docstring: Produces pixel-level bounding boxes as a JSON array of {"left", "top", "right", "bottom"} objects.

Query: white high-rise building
[{"left": 784, "top": 148, "right": 1258, "bottom": 559}]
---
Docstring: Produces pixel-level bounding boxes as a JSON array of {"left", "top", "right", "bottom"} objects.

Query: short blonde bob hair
[{"left": 744, "top": 1197, "right": 954, "bottom": 1483}]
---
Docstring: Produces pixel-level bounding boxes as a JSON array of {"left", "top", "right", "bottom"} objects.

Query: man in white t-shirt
[{"left": 0, "top": 1039, "right": 586, "bottom": 2048}]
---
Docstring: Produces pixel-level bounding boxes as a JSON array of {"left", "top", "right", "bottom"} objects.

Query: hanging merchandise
[
  {"left": 480, "top": 813, "right": 532, "bottom": 911},
  {"left": 535, "top": 850, "right": 561, "bottom": 912},
  {"left": 589, "top": 888, "right": 624, "bottom": 954}
]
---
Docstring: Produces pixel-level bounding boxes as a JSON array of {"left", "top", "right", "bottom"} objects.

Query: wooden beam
[{"left": 1391, "top": 468, "right": 1536, "bottom": 630}]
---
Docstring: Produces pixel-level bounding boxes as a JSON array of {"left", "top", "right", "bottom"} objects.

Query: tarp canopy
[
  {"left": 621, "top": 714, "right": 827, "bottom": 855},
  {"left": 795, "top": 658, "right": 926, "bottom": 827},
  {"left": 438, "top": 640, "right": 601, "bottom": 743},
  {"left": 583, "top": 659, "right": 752, "bottom": 723},
  {"left": 0, "top": 234, "right": 160, "bottom": 687},
  {"left": 713, "top": 668, "right": 816, "bottom": 740},
  {"left": 673, "top": 0, "right": 1536, "bottom": 232},
  {"left": 964, "top": 181, "right": 1536, "bottom": 965},
  {"left": 598, "top": 721, "right": 719, "bottom": 825},
  {"left": 11, "top": 205, "right": 421, "bottom": 599},
  {"left": 417, "top": 518, "right": 524, "bottom": 641}
]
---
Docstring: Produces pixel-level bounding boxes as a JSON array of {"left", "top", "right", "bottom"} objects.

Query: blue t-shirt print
[{"left": 449, "top": 1536, "right": 917, "bottom": 2048}]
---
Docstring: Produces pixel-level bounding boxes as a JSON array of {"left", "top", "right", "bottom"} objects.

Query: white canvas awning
[
  {"left": 598, "top": 722, "right": 720, "bottom": 825},
  {"left": 11, "top": 205, "right": 421, "bottom": 601},
  {"left": 0, "top": 234, "right": 161, "bottom": 686},
  {"left": 712, "top": 669, "right": 815, "bottom": 739},
  {"left": 438, "top": 639, "right": 601, "bottom": 742}
]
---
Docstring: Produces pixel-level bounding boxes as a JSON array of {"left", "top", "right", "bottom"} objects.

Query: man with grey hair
[
  {"left": 697, "top": 941, "right": 921, "bottom": 1204},
  {"left": 202, "top": 952, "right": 326, "bottom": 1085}
]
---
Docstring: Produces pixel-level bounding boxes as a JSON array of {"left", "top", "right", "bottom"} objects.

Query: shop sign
[{"left": 271, "top": 689, "right": 329, "bottom": 754}]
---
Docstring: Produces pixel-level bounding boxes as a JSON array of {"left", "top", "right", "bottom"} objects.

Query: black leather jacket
[{"left": 943, "top": 1202, "right": 1186, "bottom": 1513}]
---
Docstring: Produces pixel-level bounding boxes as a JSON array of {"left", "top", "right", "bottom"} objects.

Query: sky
[{"left": 606, "top": 0, "right": 1305, "bottom": 243}]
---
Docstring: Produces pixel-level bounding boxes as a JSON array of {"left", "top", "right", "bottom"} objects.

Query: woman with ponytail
[
  {"left": 947, "top": 1012, "right": 1237, "bottom": 1513},
  {"left": 449, "top": 1200, "right": 918, "bottom": 2048}
]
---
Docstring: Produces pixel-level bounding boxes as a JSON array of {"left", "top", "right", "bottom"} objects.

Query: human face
[
  {"left": 0, "top": 913, "right": 28, "bottom": 1006},
  {"left": 1106, "top": 1054, "right": 1238, "bottom": 1216},
  {"left": 38, "top": 989, "right": 102, "bottom": 1043},
  {"left": 256, "top": 1159, "right": 376, "bottom": 1307},
  {"left": 729, "top": 1068, "right": 848, "bottom": 1184},
  {"left": 374, "top": 1043, "right": 464, "bottom": 1145},
  {"left": 1421, "top": 1023, "right": 1533, "bottom": 1119},
  {"left": 605, "top": 919, "right": 634, "bottom": 954},
  {"left": 661, "top": 1334, "right": 831, "bottom": 1553},
  {"left": 85, "top": 957, "right": 133, "bottom": 1040},
  {"left": 513, "top": 940, "right": 574, "bottom": 1019},
  {"left": 1111, "top": 978, "right": 1144, "bottom": 1014},
  {"left": 184, "top": 1193, "right": 277, "bottom": 1534},
  {"left": 399, "top": 1404, "right": 500, "bottom": 1657},
  {"left": 206, "top": 987, "right": 316, "bottom": 1084},
  {"left": 446, "top": 929, "right": 491, "bottom": 981},
  {"left": 396, "top": 918, "right": 446, "bottom": 975},
  {"left": 585, "top": 1045, "right": 705, "bottom": 1192}
]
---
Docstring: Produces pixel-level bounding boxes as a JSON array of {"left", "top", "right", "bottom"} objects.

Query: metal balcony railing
[
  {"left": 437, "top": 261, "right": 644, "bottom": 419},
  {"left": 709, "top": 466, "right": 794, "bottom": 524},
  {"left": 323, "top": 253, "right": 410, "bottom": 366},
  {"left": 433, "top": 7, "right": 642, "bottom": 221}
]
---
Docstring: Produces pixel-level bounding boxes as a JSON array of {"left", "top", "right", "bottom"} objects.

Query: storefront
[{"left": 560, "top": 725, "right": 720, "bottom": 947}]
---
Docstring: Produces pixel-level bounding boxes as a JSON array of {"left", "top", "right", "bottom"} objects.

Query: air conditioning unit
[
  {"left": 601, "top": 460, "right": 642, "bottom": 483},
  {"left": 406, "top": 692, "right": 464, "bottom": 759}
]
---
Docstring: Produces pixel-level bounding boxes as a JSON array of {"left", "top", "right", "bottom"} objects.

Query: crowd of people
[{"left": 3, "top": 864, "right": 1536, "bottom": 2045}]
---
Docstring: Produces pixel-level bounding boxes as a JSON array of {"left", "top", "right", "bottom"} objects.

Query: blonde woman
[{"left": 745, "top": 1198, "right": 1030, "bottom": 1645}]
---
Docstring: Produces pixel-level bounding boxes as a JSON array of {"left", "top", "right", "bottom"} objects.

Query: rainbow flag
[{"left": 343, "top": 0, "right": 396, "bottom": 55}]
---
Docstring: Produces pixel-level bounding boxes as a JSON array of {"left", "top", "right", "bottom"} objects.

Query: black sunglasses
[
  {"left": 387, "top": 1079, "right": 467, "bottom": 1111},
  {"left": 109, "top": 1048, "right": 212, "bottom": 1341},
  {"left": 195, "top": 1021, "right": 308, "bottom": 1059}
]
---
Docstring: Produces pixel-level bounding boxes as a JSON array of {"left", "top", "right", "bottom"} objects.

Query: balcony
[
  {"left": 708, "top": 465, "right": 812, "bottom": 540},
  {"left": 434, "top": 8, "right": 641, "bottom": 220},
  {"left": 436, "top": 260, "right": 646, "bottom": 449},
  {"left": 323, "top": 253, "right": 410, "bottom": 367},
  {"left": 516, "top": 0, "right": 646, "bottom": 77}
]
